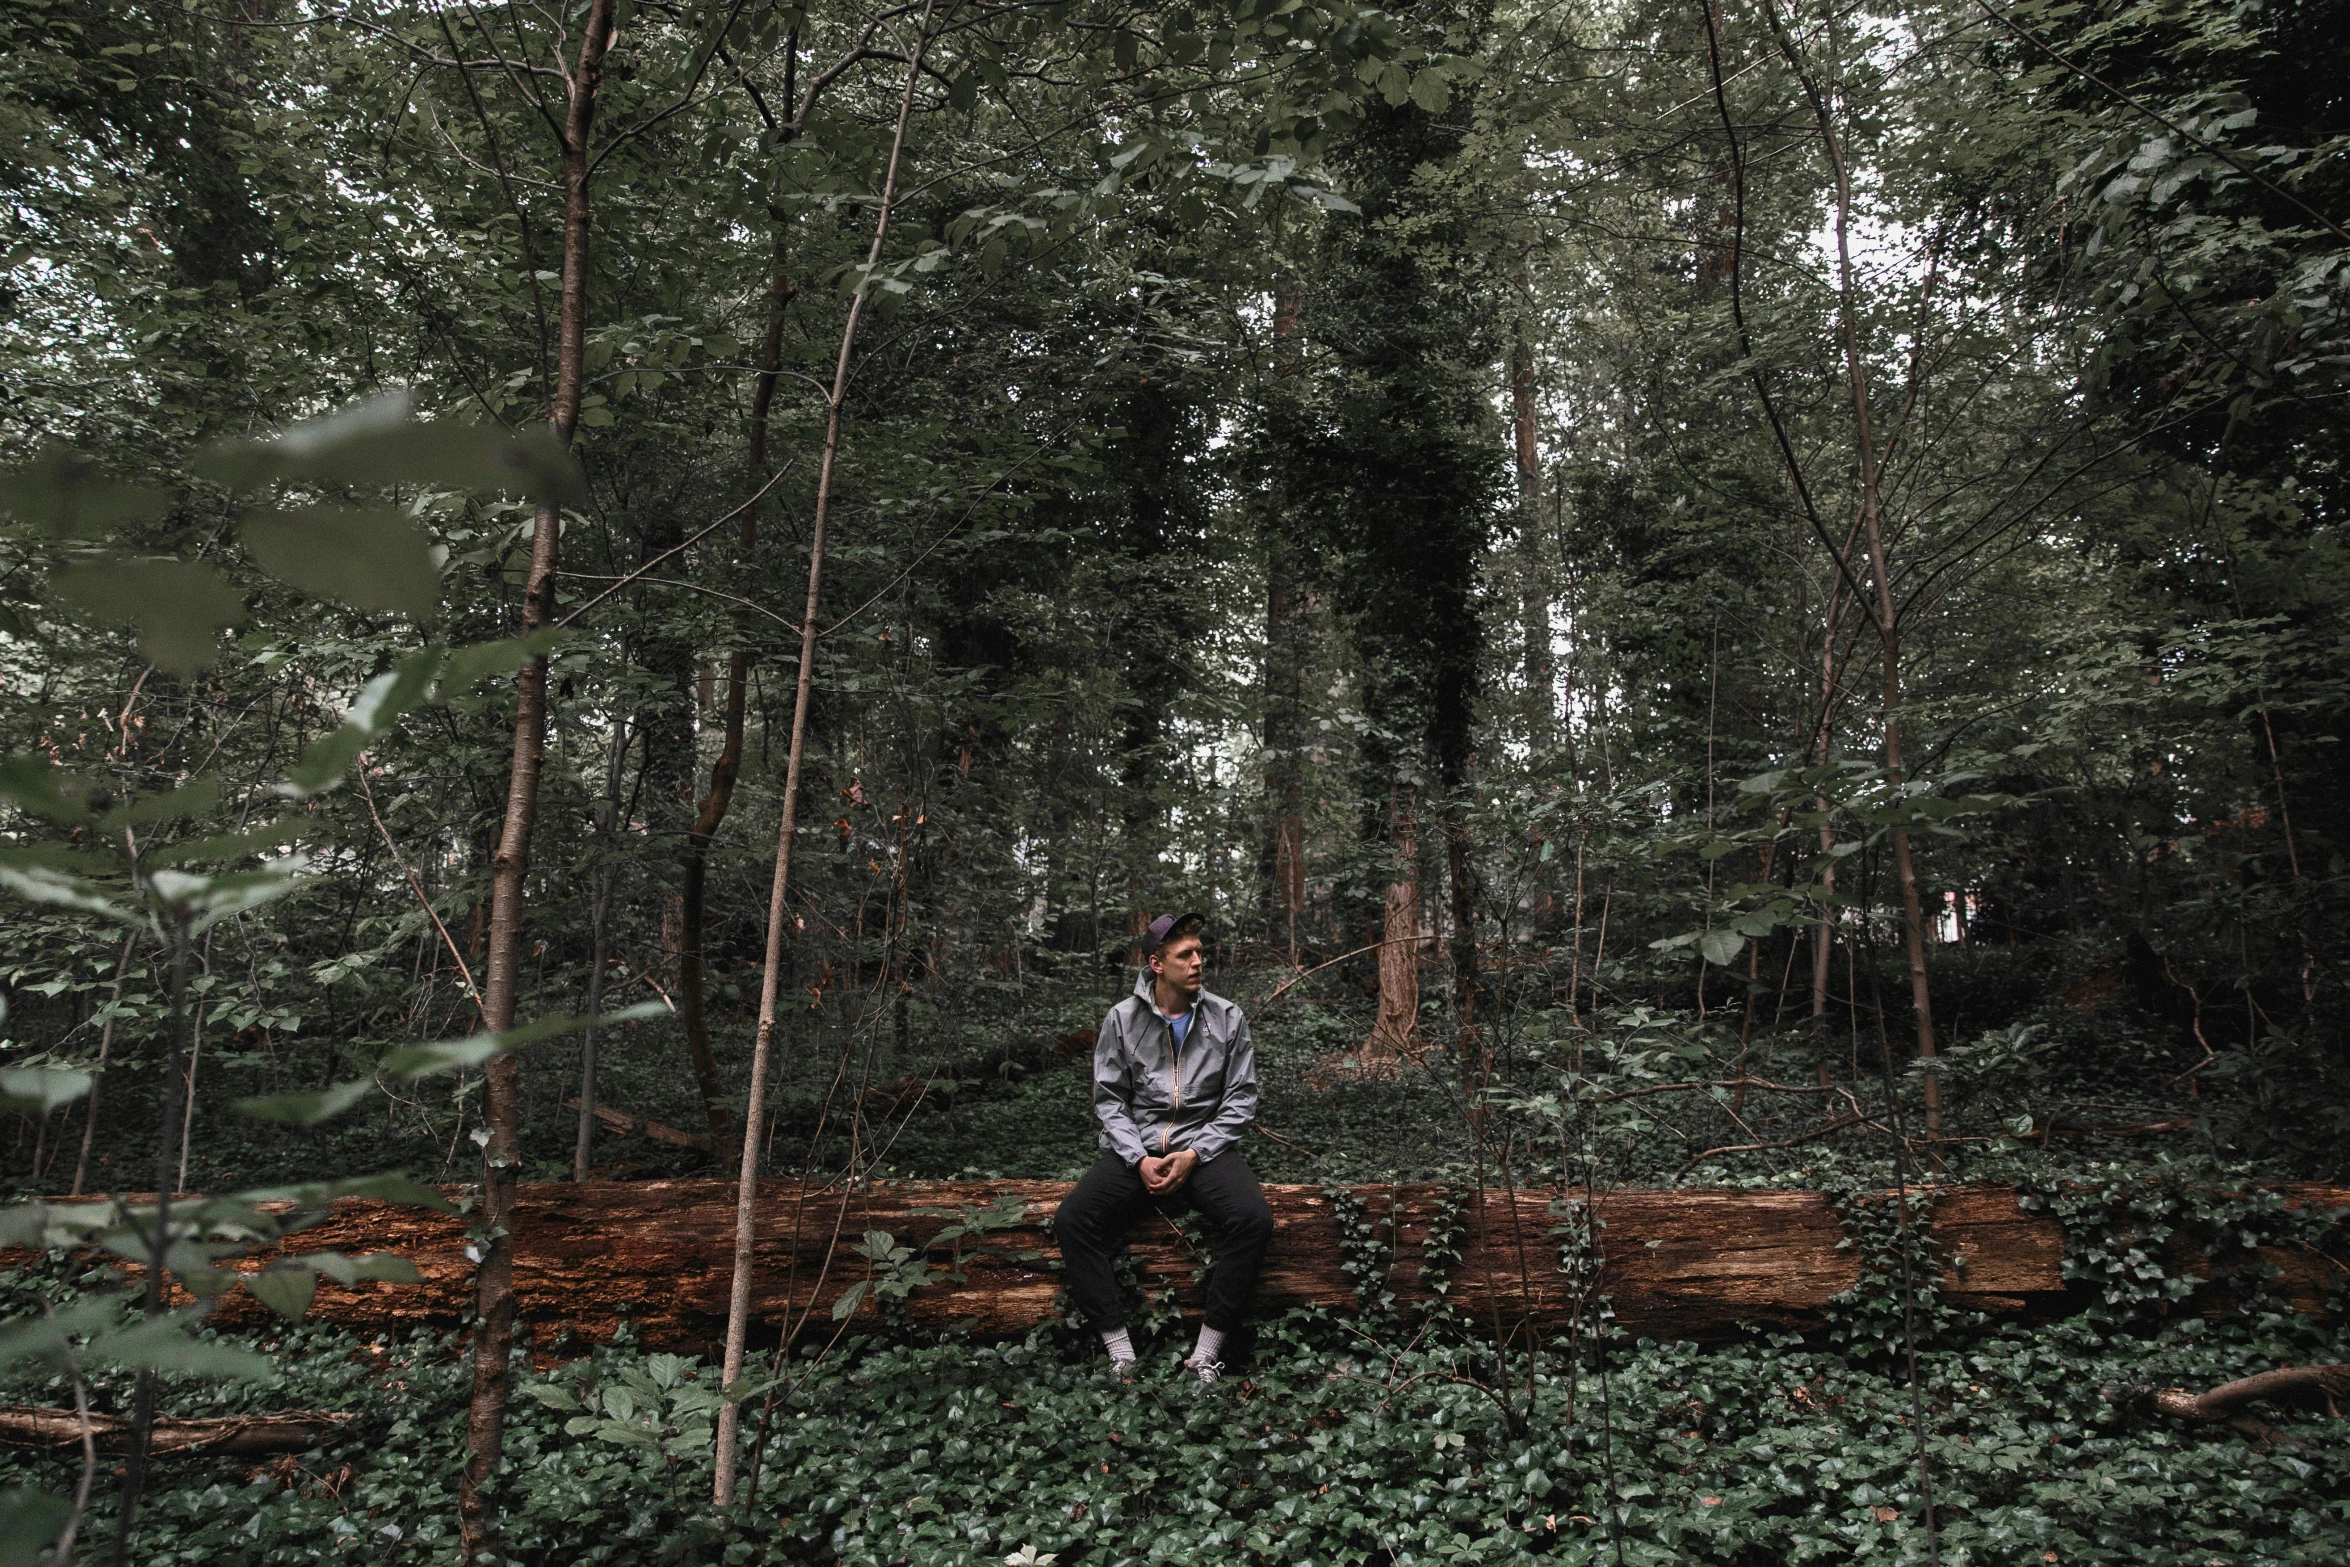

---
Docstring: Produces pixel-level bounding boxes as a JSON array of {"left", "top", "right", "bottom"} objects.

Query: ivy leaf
[
  {"left": 145, "top": 816, "right": 309, "bottom": 869},
  {"left": 280, "top": 632, "right": 559, "bottom": 799},
  {"left": 51, "top": 558, "right": 244, "bottom": 674},
  {"left": 280, "top": 648, "right": 447, "bottom": 798},
  {"left": 233, "top": 1173, "right": 451, "bottom": 1212},
  {"left": 301, "top": 1251, "right": 422, "bottom": 1286},
  {"left": 437, "top": 630, "right": 566, "bottom": 692},
  {"left": 242, "top": 505, "right": 440, "bottom": 618}
]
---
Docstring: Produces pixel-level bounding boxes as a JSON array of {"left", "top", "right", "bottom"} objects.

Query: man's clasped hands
[{"left": 1139, "top": 1147, "right": 1200, "bottom": 1195}]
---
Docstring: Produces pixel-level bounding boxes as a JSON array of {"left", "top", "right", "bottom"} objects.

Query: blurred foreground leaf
[
  {"left": 243, "top": 505, "right": 439, "bottom": 618},
  {"left": 51, "top": 558, "right": 244, "bottom": 674},
  {"left": 0, "top": 1488, "right": 69, "bottom": 1567},
  {"left": 379, "top": 1001, "right": 664, "bottom": 1080},
  {"left": 0, "top": 1068, "right": 93, "bottom": 1115},
  {"left": 236, "top": 1077, "right": 374, "bottom": 1126},
  {"left": 0, "top": 447, "right": 169, "bottom": 538},
  {"left": 198, "top": 393, "right": 584, "bottom": 503}
]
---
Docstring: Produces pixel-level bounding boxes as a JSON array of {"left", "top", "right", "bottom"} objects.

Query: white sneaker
[{"left": 1186, "top": 1358, "right": 1224, "bottom": 1387}]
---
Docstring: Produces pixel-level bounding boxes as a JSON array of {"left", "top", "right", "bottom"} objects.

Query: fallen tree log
[
  {"left": 0, "top": 1406, "right": 355, "bottom": 1456},
  {"left": 562, "top": 1098, "right": 711, "bottom": 1153},
  {"left": 32, "top": 1180, "right": 2348, "bottom": 1353}
]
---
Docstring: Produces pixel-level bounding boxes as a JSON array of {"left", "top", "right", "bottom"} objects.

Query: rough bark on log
[
  {"left": 30, "top": 1180, "right": 2346, "bottom": 1354},
  {"left": 0, "top": 1406, "right": 354, "bottom": 1456},
  {"left": 2141, "top": 1364, "right": 2350, "bottom": 1444}
]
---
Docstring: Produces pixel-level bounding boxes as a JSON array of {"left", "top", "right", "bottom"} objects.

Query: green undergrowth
[{"left": 2, "top": 1296, "right": 2346, "bottom": 1566}]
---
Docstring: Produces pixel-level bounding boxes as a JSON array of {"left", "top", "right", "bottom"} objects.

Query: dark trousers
[{"left": 1053, "top": 1150, "right": 1274, "bottom": 1334}]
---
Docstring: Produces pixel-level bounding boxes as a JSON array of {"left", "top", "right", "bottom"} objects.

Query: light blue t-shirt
[{"left": 1164, "top": 1008, "right": 1194, "bottom": 1050}]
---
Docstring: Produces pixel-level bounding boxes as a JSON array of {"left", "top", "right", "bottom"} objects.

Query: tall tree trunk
[
  {"left": 1510, "top": 294, "right": 1552, "bottom": 752},
  {"left": 1259, "top": 278, "right": 1309, "bottom": 964},
  {"left": 1512, "top": 293, "right": 1564, "bottom": 951},
  {"left": 714, "top": 13, "right": 934, "bottom": 1505},
  {"left": 1368, "top": 789, "right": 1422, "bottom": 1057},
  {"left": 1804, "top": 639, "right": 1842, "bottom": 1090},
  {"left": 1808, "top": 548, "right": 1857, "bottom": 1089},
  {"left": 1764, "top": 0, "right": 1940, "bottom": 1133},
  {"left": 574, "top": 715, "right": 632, "bottom": 1182},
  {"left": 71, "top": 931, "right": 140, "bottom": 1198},
  {"left": 458, "top": 4, "right": 614, "bottom": 1555},
  {"left": 1436, "top": 659, "right": 1481, "bottom": 1024},
  {"left": 677, "top": 234, "right": 795, "bottom": 1151},
  {"left": 112, "top": 910, "right": 189, "bottom": 1566},
  {"left": 1443, "top": 801, "right": 1479, "bottom": 1025}
]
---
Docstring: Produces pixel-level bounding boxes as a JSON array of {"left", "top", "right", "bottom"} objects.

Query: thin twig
[
  {"left": 1675, "top": 1109, "right": 1893, "bottom": 1176},
  {"left": 554, "top": 464, "right": 794, "bottom": 627},
  {"left": 1253, "top": 938, "right": 1421, "bottom": 1010},
  {"left": 355, "top": 758, "right": 485, "bottom": 1023}
]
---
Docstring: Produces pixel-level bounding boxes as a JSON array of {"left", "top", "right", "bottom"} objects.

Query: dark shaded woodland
[{"left": 0, "top": 0, "right": 2346, "bottom": 1562}]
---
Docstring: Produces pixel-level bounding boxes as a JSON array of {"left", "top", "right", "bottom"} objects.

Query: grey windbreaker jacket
[{"left": 1092, "top": 971, "right": 1257, "bottom": 1165}]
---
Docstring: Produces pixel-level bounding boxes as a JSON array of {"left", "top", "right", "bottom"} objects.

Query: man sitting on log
[{"left": 1054, "top": 911, "right": 1272, "bottom": 1385}]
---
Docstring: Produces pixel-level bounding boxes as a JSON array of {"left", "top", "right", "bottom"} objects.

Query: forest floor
[
  {"left": 6, "top": 975, "right": 2348, "bottom": 1564},
  {"left": 0, "top": 1280, "right": 2345, "bottom": 1565}
]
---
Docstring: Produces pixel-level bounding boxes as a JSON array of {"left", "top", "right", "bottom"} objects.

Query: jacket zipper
[{"left": 1161, "top": 1008, "right": 1184, "bottom": 1154}]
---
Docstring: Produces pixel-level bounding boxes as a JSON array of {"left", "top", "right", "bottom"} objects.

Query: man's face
[{"left": 1153, "top": 935, "right": 1205, "bottom": 998}]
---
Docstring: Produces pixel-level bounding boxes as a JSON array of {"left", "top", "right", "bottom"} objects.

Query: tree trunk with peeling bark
[{"left": 460, "top": 4, "right": 615, "bottom": 1556}]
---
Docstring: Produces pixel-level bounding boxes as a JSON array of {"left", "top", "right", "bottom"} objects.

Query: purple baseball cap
[{"left": 1143, "top": 911, "right": 1207, "bottom": 954}]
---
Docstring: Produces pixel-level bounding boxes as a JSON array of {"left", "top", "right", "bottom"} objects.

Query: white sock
[
  {"left": 1189, "top": 1325, "right": 1226, "bottom": 1366},
  {"left": 1100, "top": 1327, "right": 1135, "bottom": 1365}
]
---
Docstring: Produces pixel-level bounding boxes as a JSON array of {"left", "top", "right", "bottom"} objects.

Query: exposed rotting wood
[
  {"left": 0, "top": 1406, "right": 355, "bottom": 1456},
  {"left": 28, "top": 1180, "right": 2344, "bottom": 1354}
]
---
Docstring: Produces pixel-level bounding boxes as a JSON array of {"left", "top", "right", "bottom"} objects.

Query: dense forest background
[{"left": 0, "top": 0, "right": 2346, "bottom": 1562}]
